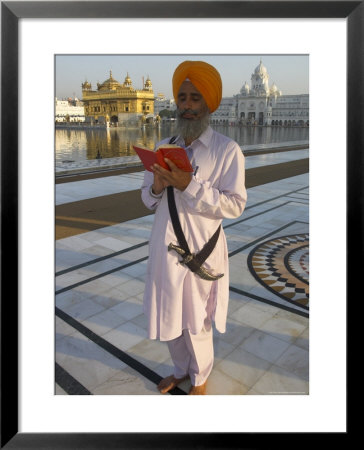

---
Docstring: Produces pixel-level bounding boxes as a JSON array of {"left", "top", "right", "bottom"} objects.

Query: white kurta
[{"left": 141, "top": 126, "right": 247, "bottom": 341}]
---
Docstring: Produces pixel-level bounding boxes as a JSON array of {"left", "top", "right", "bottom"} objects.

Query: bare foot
[
  {"left": 188, "top": 381, "right": 207, "bottom": 395},
  {"left": 157, "top": 374, "right": 188, "bottom": 394}
]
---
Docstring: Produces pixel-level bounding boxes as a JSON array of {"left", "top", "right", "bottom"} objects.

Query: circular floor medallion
[{"left": 247, "top": 234, "right": 309, "bottom": 309}]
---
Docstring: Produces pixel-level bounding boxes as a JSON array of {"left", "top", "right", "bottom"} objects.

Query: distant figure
[
  {"left": 141, "top": 60, "right": 247, "bottom": 394},
  {"left": 96, "top": 150, "right": 102, "bottom": 160}
]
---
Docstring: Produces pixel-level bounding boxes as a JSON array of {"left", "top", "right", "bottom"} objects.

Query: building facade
[
  {"left": 154, "top": 93, "right": 176, "bottom": 118},
  {"left": 81, "top": 71, "right": 155, "bottom": 125},
  {"left": 55, "top": 98, "right": 85, "bottom": 122},
  {"left": 210, "top": 97, "right": 237, "bottom": 125},
  {"left": 270, "top": 95, "right": 309, "bottom": 127},
  {"left": 212, "top": 60, "right": 309, "bottom": 126}
]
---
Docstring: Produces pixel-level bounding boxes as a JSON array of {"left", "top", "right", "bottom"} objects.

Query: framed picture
[{"left": 2, "top": 1, "right": 359, "bottom": 447}]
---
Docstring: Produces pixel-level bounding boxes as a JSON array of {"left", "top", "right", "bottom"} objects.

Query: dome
[
  {"left": 144, "top": 76, "right": 153, "bottom": 90},
  {"left": 240, "top": 81, "right": 250, "bottom": 95},
  {"left": 124, "top": 72, "right": 132, "bottom": 86},
  {"left": 270, "top": 82, "right": 278, "bottom": 93},
  {"left": 254, "top": 60, "right": 268, "bottom": 75},
  {"left": 97, "top": 70, "right": 121, "bottom": 90},
  {"left": 82, "top": 80, "right": 92, "bottom": 90}
]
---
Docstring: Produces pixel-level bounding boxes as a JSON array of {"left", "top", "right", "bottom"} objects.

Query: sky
[{"left": 55, "top": 54, "right": 309, "bottom": 100}]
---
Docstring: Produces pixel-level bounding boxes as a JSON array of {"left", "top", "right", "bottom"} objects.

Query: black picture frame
[{"left": 1, "top": 1, "right": 359, "bottom": 448}]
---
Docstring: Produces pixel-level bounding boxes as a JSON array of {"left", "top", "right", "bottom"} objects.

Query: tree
[{"left": 158, "top": 109, "right": 176, "bottom": 119}]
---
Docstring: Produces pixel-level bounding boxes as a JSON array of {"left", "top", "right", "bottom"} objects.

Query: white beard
[{"left": 176, "top": 109, "right": 210, "bottom": 142}]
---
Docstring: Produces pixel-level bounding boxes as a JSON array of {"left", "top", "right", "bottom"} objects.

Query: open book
[{"left": 133, "top": 143, "right": 193, "bottom": 172}]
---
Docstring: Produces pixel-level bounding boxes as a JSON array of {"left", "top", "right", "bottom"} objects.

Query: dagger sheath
[{"left": 168, "top": 243, "right": 224, "bottom": 281}]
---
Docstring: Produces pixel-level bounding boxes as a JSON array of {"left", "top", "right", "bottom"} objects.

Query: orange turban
[{"left": 172, "top": 60, "right": 222, "bottom": 113}]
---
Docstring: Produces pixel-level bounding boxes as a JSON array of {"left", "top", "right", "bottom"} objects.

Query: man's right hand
[{"left": 151, "top": 165, "right": 170, "bottom": 194}]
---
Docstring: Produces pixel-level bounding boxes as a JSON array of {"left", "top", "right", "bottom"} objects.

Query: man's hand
[
  {"left": 152, "top": 158, "right": 192, "bottom": 192},
  {"left": 151, "top": 168, "right": 170, "bottom": 195}
]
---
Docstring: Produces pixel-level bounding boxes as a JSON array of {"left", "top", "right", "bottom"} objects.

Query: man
[{"left": 141, "top": 60, "right": 247, "bottom": 395}]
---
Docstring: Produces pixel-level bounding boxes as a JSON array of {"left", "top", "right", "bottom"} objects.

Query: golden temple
[{"left": 81, "top": 71, "right": 154, "bottom": 124}]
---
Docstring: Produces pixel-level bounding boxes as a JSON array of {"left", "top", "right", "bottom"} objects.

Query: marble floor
[{"left": 55, "top": 150, "right": 309, "bottom": 396}]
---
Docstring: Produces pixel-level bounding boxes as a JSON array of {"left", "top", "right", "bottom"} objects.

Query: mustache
[{"left": 178, "top": 109, "right": 199, "bottom": 117}]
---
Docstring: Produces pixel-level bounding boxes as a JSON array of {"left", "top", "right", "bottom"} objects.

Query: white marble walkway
[{"left": 55, "top": 168, "right": 309, "bottom": 396}]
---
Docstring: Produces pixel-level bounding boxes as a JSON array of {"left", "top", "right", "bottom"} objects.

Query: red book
[{"left": 133, "top": 143, "right": 193, "bottom": 172}]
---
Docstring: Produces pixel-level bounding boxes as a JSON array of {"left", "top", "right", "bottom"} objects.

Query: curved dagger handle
[{"left": 168, "top": 243, "right": 224, "bottom": 281}]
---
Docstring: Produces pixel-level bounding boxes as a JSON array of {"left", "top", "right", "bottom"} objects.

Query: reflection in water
[
  {"left": 224, "top": 125, "right": 309, "bottom": 146},
  {"left": 55, "top": 124, "right": 309, "bottom": 163}
]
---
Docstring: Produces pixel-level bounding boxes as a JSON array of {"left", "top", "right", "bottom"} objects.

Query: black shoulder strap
[
  {"left": 165, "top": 135, "right": 222, "bottom": 276},
  {"left": 167, "top": 185, "right": 221, "bottom": 267},
  {"left": 167, "top": 185, "right": 190, "bottom": 253},
  {"left": 167, "top": 135, "right": 190, "bottom": 252}
]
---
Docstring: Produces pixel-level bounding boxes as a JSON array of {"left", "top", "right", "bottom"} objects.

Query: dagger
[{"left": 168, "top": 243, "right": 224, "bottom": 281}]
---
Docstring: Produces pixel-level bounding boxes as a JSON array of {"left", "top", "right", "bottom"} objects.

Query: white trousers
[{"left": 167, "top": 320, "right": 214, "bottom": 386}]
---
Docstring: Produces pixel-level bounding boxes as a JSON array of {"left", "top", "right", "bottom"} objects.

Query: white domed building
[
  {"left": 235, "top": 59, "right": 283, "bottom": 126},
  {"left": 251, "top": 60, "right": 270, "bottom": 96},
  {"left": 211, "top": 59, "right": 309, "bottom": 127}
]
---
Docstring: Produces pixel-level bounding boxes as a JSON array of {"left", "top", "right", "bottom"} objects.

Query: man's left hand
[{"left": 152, "top": 158, "right": 192, "bottom": 191}]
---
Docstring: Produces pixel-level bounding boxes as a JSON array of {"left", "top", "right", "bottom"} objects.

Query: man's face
[
  {"left": 177, "top": 81, "right": 209, "bottom": 119},
  {"left": 176, "top": 80, "right": 210, "bottom": 142}
]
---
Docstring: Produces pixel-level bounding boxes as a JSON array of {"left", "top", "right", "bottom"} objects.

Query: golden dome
[
  {"left": 144, "top": 76, "right": 152, "bottom": 89},
  {"left": 82, "top": 80, "right": 92, "bottom": 90},
  {"left": 124, "top": 72, "right": 132, "bottom": 86},
  {"left": 97, "top": 70, "right": 122, "bottom": 91}
]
